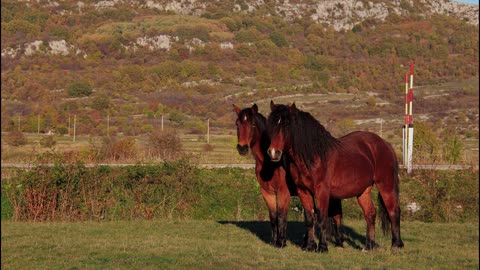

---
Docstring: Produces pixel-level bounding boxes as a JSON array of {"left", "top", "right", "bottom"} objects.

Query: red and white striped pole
[
  {"left": 407, "top": 61, "right": 414, "bottom": 174},
  {"left": 403, "top": 72, "right": 409, "bottom": 166}
]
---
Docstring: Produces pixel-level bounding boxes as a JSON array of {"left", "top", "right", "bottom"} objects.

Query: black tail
[{"left": 378, "top": 193, "right": 390, "bottom": 236}]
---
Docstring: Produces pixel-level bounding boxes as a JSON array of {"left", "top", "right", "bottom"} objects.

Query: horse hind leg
[
  {"left": 357, "top": 186, "right": 379, "bottom": 251},
  {"left": 297, "top": 189, "right": 317, "bottom": 252},
  {"left": 327, "top": 198, "right": 344, "bottom": 248}
]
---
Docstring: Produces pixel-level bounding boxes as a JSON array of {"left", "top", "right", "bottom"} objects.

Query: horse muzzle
[
  {"left": 267, "top": 148, "right": 282, "bottom": 162},
  {"left": 236, "top": 144, "right": 249, "bottom": 156}
]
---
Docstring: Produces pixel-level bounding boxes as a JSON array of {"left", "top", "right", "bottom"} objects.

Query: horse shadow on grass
[{"left": 217, "top": 221, "right": 365, "bottom": 250}]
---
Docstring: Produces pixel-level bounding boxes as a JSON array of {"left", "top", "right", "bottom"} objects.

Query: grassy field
[{"left": 1, "top": 220, "right": 478, "bottom": 269}]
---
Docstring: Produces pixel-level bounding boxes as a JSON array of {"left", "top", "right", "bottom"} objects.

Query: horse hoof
[
  {"left": 392, "top": 240, "right": 404, "bottom": 249},
  {"left": 301, "top": 242, "right": 317, "bottom": 252},
  {"left": 317, "top": 245, "right": 328, "bottom": 253}
]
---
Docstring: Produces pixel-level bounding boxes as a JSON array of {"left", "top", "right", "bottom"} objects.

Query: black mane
[{"left": 268, "top": 104, "right": 339, "bottom": 170}]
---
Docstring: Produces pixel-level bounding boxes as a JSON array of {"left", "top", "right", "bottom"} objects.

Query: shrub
[
  {"left": 147, "top": 128, "right": 183, "bottom": 160},
  {"left": 269, "top": 31, "right": 288, "bottom": 47},
  {"left": 442, "top": 132, "right": 463, "bottom": 164},
  {"left": 4, "top": 131, "right": 28, "bottom": 146},
  {"left": 101, "top": 136, "right": 137, "bottom": 161},
  {"left": 67, "top": 82, "right": 93, "bottom": 97},
  {"left": 414, "top": 122, "right": 441, "bottom": 163},
  {"left": 55, "top": 126, "right": 68, "bottom": 136},
  {"left": 91, "top": 93, "right": 111, "bottom": 110},
  {"left": 203, "top": 143, "right": 214, "bottom": 152},
  {"left": 39, "top": 135, "right": 56, "bottom": 148}
]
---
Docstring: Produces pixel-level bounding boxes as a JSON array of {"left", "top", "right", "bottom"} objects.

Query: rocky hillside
[
  {"left": 1, "top": 0, "right": 478, "bottom": 146},
  {"left": 13, "top": 0, "right": 480, "bottom": 31}
]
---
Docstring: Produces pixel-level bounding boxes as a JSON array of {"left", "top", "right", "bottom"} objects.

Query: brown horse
[
  {"left": 233, "top": 104, "right": 344, "bottom": 250},
  {"left": 267, "top": 101, "right": 404, "bottom": 253}
]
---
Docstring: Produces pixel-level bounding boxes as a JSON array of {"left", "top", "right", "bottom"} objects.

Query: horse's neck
[{"left": 250, "top": 127, "right": 269, "bottom": 164}]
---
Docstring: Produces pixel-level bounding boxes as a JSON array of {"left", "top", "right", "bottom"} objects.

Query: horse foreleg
[
  {"left": 276, "top": 188, "right": 291, "bottom": 248},
  {"left": 315, "top": 188, "right": 330, "bottom": 253},
  {"left": 260, "top": 189, "right": 280, "bottom": 247},
  {"left": 357, "top": 186, "right": 379, "bottom": 251},
  {"left": 297, "top": 189, "right": 317, "bottom": 252}
]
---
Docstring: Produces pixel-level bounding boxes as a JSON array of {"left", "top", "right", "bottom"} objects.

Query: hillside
[{"left": 1, "top": 0, "right": 478, "bottom": 163}]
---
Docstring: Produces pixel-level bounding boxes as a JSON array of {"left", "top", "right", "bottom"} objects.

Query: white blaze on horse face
[
  {"left": 278, "top": 118, "right": 281, "bottom": 124},
  {"left": 244, "top": 115, "right": 247, "bottom": 122}
]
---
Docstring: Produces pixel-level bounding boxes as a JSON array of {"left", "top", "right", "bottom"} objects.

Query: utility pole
[{"left": 161, "top": 114, "right": 164, "bottom": 131}]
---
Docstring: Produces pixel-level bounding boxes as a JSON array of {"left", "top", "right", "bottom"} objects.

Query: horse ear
[
  {"left": 289, "top": 102, "right": 298, "bottom": 113},
  {"left": 232, "top": 104, "right": 241, "bottom": 115},
  {"left": 252, "top": 103, "right": 258, "bottom": 114},
  {"left": 270, "top": 100, "right": 276, "bottom": 111}
]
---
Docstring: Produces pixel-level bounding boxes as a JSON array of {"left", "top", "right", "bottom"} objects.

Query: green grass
[{"left": 1, "top": 220, "right": 478, "bottom": 269}]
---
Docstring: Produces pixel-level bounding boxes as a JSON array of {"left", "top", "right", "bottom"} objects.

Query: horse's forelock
[{"left": 239, "top": 108, "right": 267, "bottom": 131}]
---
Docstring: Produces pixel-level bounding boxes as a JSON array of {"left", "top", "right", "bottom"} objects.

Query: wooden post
[
  {"left": 207, "top": 118, "right": 210, "bottom": 144},
  {"left": 161, "top": 114, "right": 164, "bottom": 131},
  {"left": 107, "top": 114, "right": 110, "bottom": 136},
  {"left": 68, "top": 114, "right": 71, "bottom": 136},
  {"left": 37, "top": 115, "right": 40, "bottom": 134},
  {"left": 380, "top": 118, "right": 383, "bottom": 138},
  {"left": 73, "top": 115, "right": 76, "bottom": 142}
]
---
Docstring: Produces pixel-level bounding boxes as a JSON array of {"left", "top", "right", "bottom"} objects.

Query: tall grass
[{"left": 1, "top": 155, "right": 478, "bottom": 223}]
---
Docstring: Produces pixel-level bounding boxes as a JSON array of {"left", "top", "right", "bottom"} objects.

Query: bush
[
  {"left": 39, "top": 135, "right": 56, "bottom": 148},
  {"left": 101, "top": 136, "right": 137, "bottom": 161},
  {"left": 67, "top": 82, "right": 93, "bottom": 97},
  {"left": 91, "top": 93, "right": 111, "bottom": 110},
  {"left": 147, "top": 129, "right": 183, "bottom": 160},
  {"left": 269, "top": 31, "right": 288, "bottom": 47},
  {"left": 4, "top": 131, "right": 28, "bottom": 146}
]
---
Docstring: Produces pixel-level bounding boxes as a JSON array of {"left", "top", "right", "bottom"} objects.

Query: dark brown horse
[
  {"left": 267, "top": 101, "right": 404, "bottom": 253},
  {"left": 233, "top": 104, "right": 344, "bottom": 250}
]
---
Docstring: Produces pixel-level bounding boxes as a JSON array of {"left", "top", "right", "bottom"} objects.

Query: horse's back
[
  {"left": 339, "top": 131, "right": 397, "bottom": 179},
  {"left": 327, "top": 131, "right": 396, "bottom": 193},
  {"left": 340, "top": 131, "right": 395, "bottom": 159}
]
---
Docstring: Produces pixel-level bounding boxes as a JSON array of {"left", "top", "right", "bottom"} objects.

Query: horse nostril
[
  {"left": 237, "top": 144, "right": 249, "bottom": 155},
  {"left": 268, "top": 148, "right": 282, "bottom": 161}
]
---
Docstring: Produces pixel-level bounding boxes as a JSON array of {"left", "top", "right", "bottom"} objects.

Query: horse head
[
  {"left": 267, "top": 100, "right": 297, "bottom": 162},
  {"left": 233, "top": 103, "right": 259, "bottom": 156}
]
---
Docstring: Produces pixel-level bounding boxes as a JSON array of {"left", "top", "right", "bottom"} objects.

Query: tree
[
  {"left": 67, "top": 82, "right": 93, "bottom": 97},
  {"left": 91, "top": 93, "right": 111, "bottom": 110}
]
